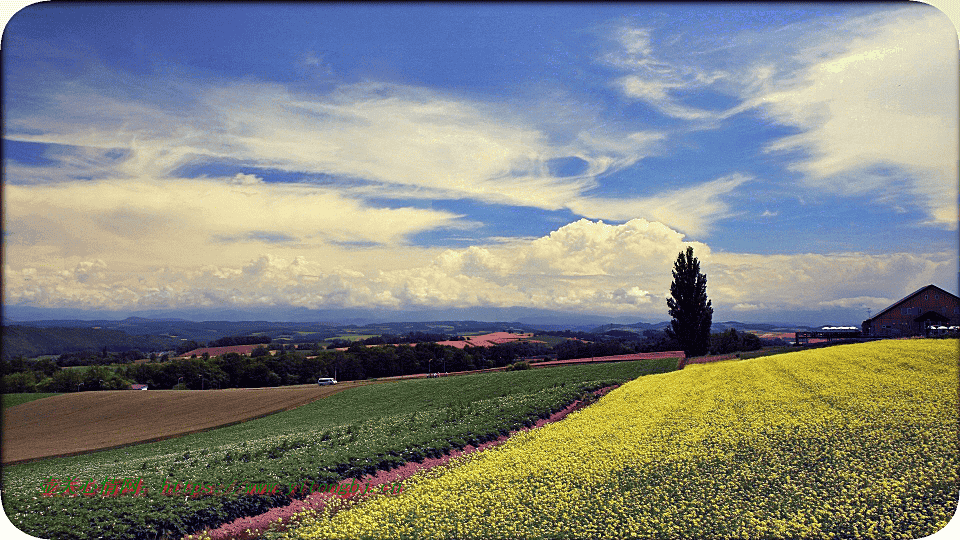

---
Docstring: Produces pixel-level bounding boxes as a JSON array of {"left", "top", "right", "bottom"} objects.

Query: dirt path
[{"left": 2, "top": 383, "right": 363, "bottom": 464}]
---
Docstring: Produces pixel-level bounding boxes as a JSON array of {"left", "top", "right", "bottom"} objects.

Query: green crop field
[
  {"left": 329, "top": 333, "right": 379, "bottom": 341},
  {"left": 1, "top": 393, "right": 62, "bottom": 409},
  {"left": 530, "top": 334, "right": 577, "bottom": 347},
  {"left": 2, "top": 358, "right": 677, "bottom": 540}
]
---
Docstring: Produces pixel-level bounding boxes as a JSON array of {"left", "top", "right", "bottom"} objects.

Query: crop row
[
  {"left": 2, "top": 358, "right": 678, "bottom": 540},
  {"left": 271, "top": 340, "right": 959, "bottom": 540}
]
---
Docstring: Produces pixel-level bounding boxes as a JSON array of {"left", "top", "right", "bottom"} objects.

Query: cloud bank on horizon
[{"left": 3, "top": 3, "right": 958, "bottom": 324}]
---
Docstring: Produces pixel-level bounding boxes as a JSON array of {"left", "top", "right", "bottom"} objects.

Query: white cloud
[
  {"left": 569, "top": 174, "right": 751, "bottom": 236},
  {"left": 816, "top": 296, "right": 893, "bottom": 309},
  {"left": 7, "top": 217, "right": 953, "bottom": 322},
  {"left": 602, "top": 7, "right": 958, "bottom": 229},
  {"left": 602, "top": 23, "right": 739, "bottom": 122},
  {"left": 203, "top": 81, "right": 677, "bottom": 215},
  {"left": 5, "top": 49, "right": 758, "bottom": 239},
  {"left": 705, "top": 251, "right": 955, "bottom": 312},
  {"left": 616, "top": 75, "right": 719, "bottom": 121},
  {"left": 4, "top": 175, "right": 460, "bottom": 272},
  {"left": 3, "top": 218, "right": 696, "bottom": 313},
  {"left": 7, "top": 75, "right": 666, "bottom": 217},
  {"left": 751, "top": 8, "right": 959, "bottom": 229},
  {"left": 297, "top": 51, "right": 334, "bottom": 78}
]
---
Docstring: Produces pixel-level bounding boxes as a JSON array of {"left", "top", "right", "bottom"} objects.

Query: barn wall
[{"left": 866, "top": 286, "right": 960, "bottom": 337}]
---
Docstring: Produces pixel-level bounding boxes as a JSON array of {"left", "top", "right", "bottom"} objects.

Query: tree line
[
  {"left": 208, "top": 335, "right": 272, "bottom": 347},
  {"left": 2, "top": 327, "right": 766, "bottom": 394},
  {"left": 0, "top": 339, "right": 554, "bottom": 393}
]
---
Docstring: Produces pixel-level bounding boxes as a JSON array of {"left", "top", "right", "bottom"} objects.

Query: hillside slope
[{"left": 282, "top": 340, "right": 959, "bottom": 540}]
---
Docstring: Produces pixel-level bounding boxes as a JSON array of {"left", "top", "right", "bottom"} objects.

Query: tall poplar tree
[{"left": 666, "top": 246, "right": 713, "bottom": 361}]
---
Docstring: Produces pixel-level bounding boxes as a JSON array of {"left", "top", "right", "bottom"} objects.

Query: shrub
[{"left": 505, "top": 361, "right": 531, "bottom": 371}]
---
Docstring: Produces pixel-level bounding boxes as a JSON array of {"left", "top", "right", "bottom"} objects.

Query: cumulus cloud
[
  {"left": 706, "top": 251, "right": 955, "bottom": 313},
  {"left": 817, "top": 296, "right": 894, "bottom": 309},
  {"left": 6, "top": 218, "right": 954, "bottom": 320}
]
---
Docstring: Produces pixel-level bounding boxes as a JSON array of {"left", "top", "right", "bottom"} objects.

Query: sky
[{"left": 2, "top": 2, "right": 959, "bottom": 326}]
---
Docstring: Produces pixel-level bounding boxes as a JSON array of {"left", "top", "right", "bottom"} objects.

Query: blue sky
[{"left": 2, "top": 2, "right": 958, "bottom": 325}]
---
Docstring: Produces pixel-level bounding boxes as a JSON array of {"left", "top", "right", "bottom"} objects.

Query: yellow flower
[{"left": 271, "top": 340, "right": 958, "bottom": 540}]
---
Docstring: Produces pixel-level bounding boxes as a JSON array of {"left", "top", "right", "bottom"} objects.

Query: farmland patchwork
[
  {"left": 270, "top": 340, "right": 959, "bottom": 540},
  {"left": 2, "top": 359, "right": 675, "bottom": 540}
]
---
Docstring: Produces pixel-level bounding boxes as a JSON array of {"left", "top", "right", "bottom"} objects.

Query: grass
[
  {"left": 329, "top": 334, "right": 379, "bottom": 341},
  {"left": 2, "top": 392, "right": 62, "bottom": 409},
  {"left": 530, "top": 334, "right": 577, "bottom": 347}
]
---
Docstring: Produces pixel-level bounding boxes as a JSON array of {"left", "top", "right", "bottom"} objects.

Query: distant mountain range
[
  {"left": 3, "top": 311, "right": 811, "bottom": 343},
  {"left": 3, "top": 305, "right": 654, "bottom": 329},
  {"left": 591, "top": 320, "right": 816, "bottom": 334},
  {"left": 2, "top": 305, "right": 829, "bottom": 330}
]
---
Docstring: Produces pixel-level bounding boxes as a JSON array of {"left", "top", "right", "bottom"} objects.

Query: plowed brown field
[{"left": 2, "top": 383, "right": 362, "bottom": 464}]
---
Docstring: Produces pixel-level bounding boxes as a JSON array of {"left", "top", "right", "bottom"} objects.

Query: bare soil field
[
  {"left": 2, "top": 383, "right": 363, "bottom": 464},
  {"left": 755, "top": 331, "right": 795, "bottom": 340}
]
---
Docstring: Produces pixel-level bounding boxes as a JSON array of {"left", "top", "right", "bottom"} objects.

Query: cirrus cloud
[{"left": 602, "top": 6, "right": 957, "bottom": 229}]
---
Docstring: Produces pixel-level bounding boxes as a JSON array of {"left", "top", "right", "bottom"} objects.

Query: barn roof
[{"left": 864, "top": 284, "right": 960, "bottom": 324}]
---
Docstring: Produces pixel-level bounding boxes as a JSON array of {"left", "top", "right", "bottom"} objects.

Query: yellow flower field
[{"left": 270, "top": 340, "right": 958, "bottom": 540}]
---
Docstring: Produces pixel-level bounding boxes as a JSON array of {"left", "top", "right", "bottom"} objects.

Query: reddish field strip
[
  {"left": 2, "top": 383, "right": 360, "bottom": 465},
  {"left": 530, "top": 351, "right": 685, "bottom": 368},
  {"left": 179, "top": 345, "right": 265, "bottom": 357},
  {"left": 755, "top": 332, "right": 796, "bottom": 340},
  {"left": 435, "top": 332, "right": 544, "bottom": 349},
  {"left": 332, "top": 333, "right": 545, "bottom": 352},
  {"left": 684, "top": 353, "right": 741, "bottom": 365}
]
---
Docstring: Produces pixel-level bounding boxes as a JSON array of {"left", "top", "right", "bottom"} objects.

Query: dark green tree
[{"left": 666, "top": 246, "right": 714, "bottom": 361}]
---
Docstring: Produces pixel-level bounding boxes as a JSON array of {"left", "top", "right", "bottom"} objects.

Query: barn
[{"left": 861, "top": 284, "right": 960, "bottom": 337}]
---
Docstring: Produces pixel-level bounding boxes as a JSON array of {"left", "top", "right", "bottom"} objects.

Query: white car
[{"left": 317, "top": 377, "right": 338, "bottom": 386}]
